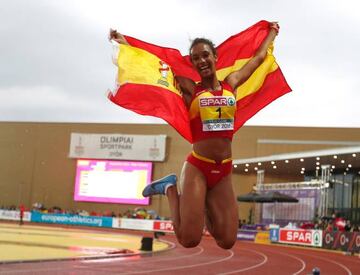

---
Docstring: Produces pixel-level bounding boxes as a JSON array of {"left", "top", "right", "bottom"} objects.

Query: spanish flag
[{"left": 108, "top": 20, "right": 291, "bottom": 143}]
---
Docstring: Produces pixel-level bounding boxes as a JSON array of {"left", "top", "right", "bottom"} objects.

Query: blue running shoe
[{"left": 142, "top": 174, "right": 177, "bottom": 197}]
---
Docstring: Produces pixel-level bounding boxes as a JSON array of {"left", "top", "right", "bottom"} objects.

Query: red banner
[
  {"left": 279, "top": 229, "right": 322, "bottom": 247},
  {"left": 153, "top": 220, "right": 174, "bottom": 232},
  {"left": 350, "top": 232, "right": 360, "bottom": 253}
]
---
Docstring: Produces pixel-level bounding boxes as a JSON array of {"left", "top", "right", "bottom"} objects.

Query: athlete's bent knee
[
  {"left": 178, "top": 226, "right": 202, "bottom": 248},
  {"left": 216, "top": 238, "right": 236, "bottom": 249},
  {"left": 179, "top": 233, "right": 201, "bottom": 248},
  {"left": 180, "top": 238, "right": 201, "bottom": 248}
]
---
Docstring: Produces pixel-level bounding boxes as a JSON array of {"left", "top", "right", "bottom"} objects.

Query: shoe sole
[{"left": 142, "top": 174, "right": 177, "bottom": 197}]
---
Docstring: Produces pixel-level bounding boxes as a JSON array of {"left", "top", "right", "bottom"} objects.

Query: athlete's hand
[
  {"left": 109, "top": 29, "right": 119, "bottom": 41},
  {"left": 108, "top": 29, "right": 129, "bottom": 45},
  {"left": 269, "top": 22, "right": 280, "bottom": 34}
]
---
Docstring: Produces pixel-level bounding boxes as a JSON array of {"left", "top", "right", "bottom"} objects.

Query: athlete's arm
[
  {"left": 175, "top": 76, "right": 195, "bottom": 108},
  {"left": 225, "top": 22, "right": 279, "bottom": 91}
]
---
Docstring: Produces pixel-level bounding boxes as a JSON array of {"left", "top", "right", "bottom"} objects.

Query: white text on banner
[{"left": 69, "top": 133, "right": 166, "bottom": 161}]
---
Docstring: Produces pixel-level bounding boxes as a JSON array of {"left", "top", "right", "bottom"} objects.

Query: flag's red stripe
[
  {"left": 216, "top": 21, "right": 270, "bottom": 69},
  {"left": 109, "top": 84, "right": 192, "bottom": 143},
  {"left": 234, "top": 67, "right": 291, "bottom": 131}
]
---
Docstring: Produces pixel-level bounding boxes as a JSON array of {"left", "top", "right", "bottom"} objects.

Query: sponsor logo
[
  {"left": 313, "top": 231, "right": 321, "bottom": 246},
  {"left": 237, "top": 233, "right": 256, "bottom": 240},
  {"left": 280, "top": 229, "right": 322, "bottom": 247},
  {"left": 255, "top": 232, "right": 270, "bottom": 244},
  {"left": 40, "top": 214, "right": 103, "bottom": 226},
  {"left": 200, "top": 97, "right": 235, "bottom": 107},
  {"left": 286, "top": 231, "right": 312, "bottom": 243},
  {"left": 149, "top": 138, "right": 160, "bottom": 158},
  {"left": 270, "top": 229, "right": 279, "bottom": 241},
  {"left": 74, "top": 136, "right": 85, "bottom": 156},
  {"left": 149, "top": 147, "right": 160, "bottom": 158},
  {"left": 355, "top": 235, "right": 360, "bottom": 247},
  {"left": 324, "top": 232, "right": 333, "bottom": 244},
  {"left": 211, "top": 170, "right": 220, "bottom": 174},
  {"left": 340, "top": 233, "right": 348, "bottom": 246},
  {"left": 153, "top": 221, "right": 174, "bottom": 232},
  {"left": 227, "top": 97, "right": 235, "bottom": 106}
]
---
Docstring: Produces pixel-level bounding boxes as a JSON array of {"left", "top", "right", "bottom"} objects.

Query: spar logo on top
[
  {"left": 279, "top": 229, "right": 323, "bottom": 247},
  {"left": 153, "top": 220, "right": 174, "bottom": 232}
]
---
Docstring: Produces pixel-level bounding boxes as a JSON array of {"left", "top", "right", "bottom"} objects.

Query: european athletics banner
[
  {"left": 31, "top": 212, "right": 113, "bottom": 228},
  {"left": 108, "top": 20, "right": 291, "bottom": 144}
]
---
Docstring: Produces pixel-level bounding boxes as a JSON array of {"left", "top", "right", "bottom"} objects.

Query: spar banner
[
  {"left": 69, "top": 133, "right": 166, "bottom": 161},
  {"left": 153, "top": 220, "right": 174, "bottom": 232},
  {"left": 279, "top": 228, "right": 322, "bottom": 247}
]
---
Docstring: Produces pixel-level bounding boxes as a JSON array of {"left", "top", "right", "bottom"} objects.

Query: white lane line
[
  {"left": 291, "top": 257, "right": 306, "bottom": 275},
  {"left": 0, "top": 267, "right": 67, "bottom": 274},
  {"left": 138, "top": 246, "right": 205, "bottom": 263},
  {"left": 217, "top": 249, "right": 267, "bottom": 274},
  {"left": 74, "top": 246, "right": 205, "bottom": 268},
  {"left": 2, "top": 244, "right": 203, "bottom": 274},
  {"left": 294, "top": 252, "right": 352, "bottom": 275},
  {"left": 254, "top": 248, "right": 306, "bottom": 275},
  {"left": 120, "top": 249, "right": 234, "bottom": 274},
  {"left": 273, "top": 251, "right": 306, "bottom": 275}
]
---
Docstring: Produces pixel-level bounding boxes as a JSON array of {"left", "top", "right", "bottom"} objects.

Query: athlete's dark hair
[{"left": 189, "top": 38, "right": 217, "bottom": 57}]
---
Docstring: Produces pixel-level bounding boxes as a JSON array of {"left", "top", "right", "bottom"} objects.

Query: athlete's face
[{"left": 190, "top": 43, "right": 217, "bottom": 78}]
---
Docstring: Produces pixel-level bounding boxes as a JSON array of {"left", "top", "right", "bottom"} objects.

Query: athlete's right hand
[
  {"left": 109, "top": 29, "right": 129, "bottom": 45},
  {"left": 269, "top": 22, "right": 279, "bottom": 34},
  {"left": 109, "top": 29, "right": 119, "bottom": 41}
]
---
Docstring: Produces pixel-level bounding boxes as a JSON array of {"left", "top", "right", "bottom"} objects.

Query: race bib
[{"left": 199, "top": 96, "right": 236, "bottom": 132}]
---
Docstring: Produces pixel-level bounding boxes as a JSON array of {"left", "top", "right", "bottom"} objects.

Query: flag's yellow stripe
[
  {"left": 216, "top": 47, "right": 279, "bottom": 101},
  {"left": 117, "top": 44, "right": 181, "bottom": 96},
  {"left": 117, "top": 44, "right": 279, "bottom": 101}
]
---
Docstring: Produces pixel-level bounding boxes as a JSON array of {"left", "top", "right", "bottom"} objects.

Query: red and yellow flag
[{"left": 108, "top": 20, "right": 291, "bottom": 143}]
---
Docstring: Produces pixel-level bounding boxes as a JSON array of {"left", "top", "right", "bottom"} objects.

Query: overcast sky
[{"left": 1, "top": 0, "right": 359, "bottom": 128}]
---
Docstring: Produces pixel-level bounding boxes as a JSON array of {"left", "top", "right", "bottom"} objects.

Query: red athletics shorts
[{"left": 186, "top": 151, "right": 232, "bottom": 189}]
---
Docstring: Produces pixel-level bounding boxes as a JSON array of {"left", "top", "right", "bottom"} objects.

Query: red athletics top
[{"left": 188, "top": 81, "right": 237, "bottom": 143}]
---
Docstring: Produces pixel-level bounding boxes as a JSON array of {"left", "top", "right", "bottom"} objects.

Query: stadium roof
[{"left": 233, "top": 146, "right": 360, "bottom": 176}]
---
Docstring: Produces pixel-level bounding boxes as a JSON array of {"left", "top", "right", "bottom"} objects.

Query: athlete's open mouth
[{"left": 199, "top": 65, "right": 210, "bottom": 73}]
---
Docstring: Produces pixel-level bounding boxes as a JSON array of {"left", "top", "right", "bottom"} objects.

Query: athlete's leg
[
  {"left": 166, "top": 161, "right": 207, "bottom": 248},
  {"left": 205, "top": 174, "right": 238, "bottom": 249}
]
